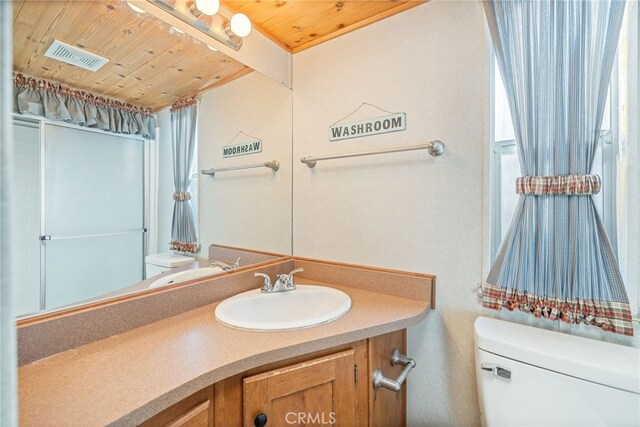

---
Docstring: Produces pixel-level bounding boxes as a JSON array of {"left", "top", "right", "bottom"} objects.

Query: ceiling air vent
[{"left": 44, "top": 40, "right": 108, "bottom": 72}]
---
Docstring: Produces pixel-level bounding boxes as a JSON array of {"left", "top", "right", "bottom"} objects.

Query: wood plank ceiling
[
  {"left": 223, "top": 0, "right": 427, "bottom": 53},
  {"left": 12, "top": 0, "right": 426, "bottom": 110},
  {"left": 12, "top": 0, "right": 251, "bottom": 111}
]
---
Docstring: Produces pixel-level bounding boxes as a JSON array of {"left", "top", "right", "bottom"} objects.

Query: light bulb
[
  {"left": 194, "top": 0, "right": 219, "bottom": 16},
  {"left": 229, "top": 13, "right": 252, "bottom": 37}
]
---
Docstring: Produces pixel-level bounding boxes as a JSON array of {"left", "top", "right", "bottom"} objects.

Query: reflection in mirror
[
  {"left": 11, "top": 0, "right": 292, "bottom": 318},
  {"left": 195, "top": 72, "right": 293, "bottom": 255}
]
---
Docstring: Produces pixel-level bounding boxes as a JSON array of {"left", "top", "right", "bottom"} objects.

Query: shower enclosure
[{"left": 12, "top": 116, "right": 146, "bottom": 316}]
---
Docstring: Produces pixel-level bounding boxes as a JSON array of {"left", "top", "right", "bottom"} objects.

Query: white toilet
[
  {"left": 144, "top": 252, "right": 195, "bottom": 279},
  {"left": 474, "top": 316, "right": 640, "bottom": 427}
]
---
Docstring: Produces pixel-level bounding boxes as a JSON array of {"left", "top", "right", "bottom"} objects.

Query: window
[{"left": 489, "top": 3, "right": 639, "bottom": 317}]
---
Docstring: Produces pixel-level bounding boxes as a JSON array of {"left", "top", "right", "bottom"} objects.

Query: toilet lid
[{"left": 145, "top": 252, "right": 195, "bottom": 268}]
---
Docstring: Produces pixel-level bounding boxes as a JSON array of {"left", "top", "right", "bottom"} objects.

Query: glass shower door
[
  {"left": 12, "top": 119, "right": 41, "bottom": 315},
  {"left": 42, "top": 123, "right": 145, "bottom": 310}
]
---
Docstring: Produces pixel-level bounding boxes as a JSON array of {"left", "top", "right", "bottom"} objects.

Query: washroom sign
[
  {"left": 222, "top": 139, "right": 262, "bottom": 158},
  {"left": 329, "top": 112, "right": 406, "bottom": 142}
]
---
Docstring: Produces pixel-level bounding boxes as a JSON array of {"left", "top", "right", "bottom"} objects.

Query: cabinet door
[
  {"left": 369, "top": 330, "right": 406, "bottom": 427},
  {"left": 140, "top": 386, "right": 214, "bottom": 427},
  {"left": 243, "top": 349, "right": 356, "bottom": 426}
]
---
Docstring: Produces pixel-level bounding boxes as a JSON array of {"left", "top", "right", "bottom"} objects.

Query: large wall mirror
[{"left": 11, "top": 0, "right": 292, "bottom": 318}]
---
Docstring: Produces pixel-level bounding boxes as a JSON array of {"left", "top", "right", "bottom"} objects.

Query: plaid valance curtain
[
  {"left": 483, "top": 0, "right": 633, "bottom": 335},
  {"left": 169, "top": 97, "right": 199, "bottom": 254},
  {"left": 13, "top": 74, "right": 156, "bottom": 139}
]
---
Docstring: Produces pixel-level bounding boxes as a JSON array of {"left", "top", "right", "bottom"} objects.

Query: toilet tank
[{"left": 474, "top": 317, "right": 640, "bottom": 427}]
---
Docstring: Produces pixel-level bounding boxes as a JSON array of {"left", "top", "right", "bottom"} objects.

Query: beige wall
[
  {"left": 292, "top": 2, "right": 639, "bottom": 425},
  {"left": 292, "top": 2, "right": 488, "bottom": 425}
]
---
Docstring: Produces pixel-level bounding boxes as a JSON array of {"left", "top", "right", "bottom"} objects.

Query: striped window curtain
[
  {"left": 483, "top": 0, "right": 633, "bottom": 335},
  {"left": 169, "top": 97, "right": 199, "bottom": 254}
]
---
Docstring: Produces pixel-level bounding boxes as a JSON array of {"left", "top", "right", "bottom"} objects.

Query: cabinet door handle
[
  {"left": 372, "top": 348, "right": 416, "bottom": 392},
  {"left": 254, "top": 412, "right": 268, "bottom": 426}
]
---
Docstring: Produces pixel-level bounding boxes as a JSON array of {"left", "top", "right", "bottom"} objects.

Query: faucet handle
[
  {"left": 232, "top": 257, "right": 242, "bottom": 269},
  {"left": 285, "top": 268, "right": 304, "bottom": 288},
  {"left": 287, "top": 268, "right": 304, "bottom": 280},
  {"left": 254, "top": 272, "right": 272, "bottom": 292}
]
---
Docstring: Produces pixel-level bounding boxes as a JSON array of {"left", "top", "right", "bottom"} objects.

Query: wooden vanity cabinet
[
  {"left": 214, "top": 338, "right": 370, "bottom": 427},
  {"left": 140, "top": 330, "right": 406, "bottom": 427}
]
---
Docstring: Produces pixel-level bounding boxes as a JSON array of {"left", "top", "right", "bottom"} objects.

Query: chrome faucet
[
  {"left": 209, "top": 257, "right": 241, "bottom": 271},
  {"left": 255, "top": 268, "right": 304, "bottom": 293}
]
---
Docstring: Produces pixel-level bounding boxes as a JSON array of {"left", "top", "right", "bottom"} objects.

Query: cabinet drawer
[{"left": 140, "top": 387, "right": 214, "bottom": 427}]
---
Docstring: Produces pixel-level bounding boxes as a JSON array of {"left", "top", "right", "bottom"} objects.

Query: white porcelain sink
[
  {"left": 149, "top": 267, "right": 224, "bottom": 289},
  {"left": 215, "top": 285, "right": 352, "bottom": 331}
]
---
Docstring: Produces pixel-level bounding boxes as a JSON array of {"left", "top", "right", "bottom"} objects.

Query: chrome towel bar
[
  {"left": 372, "top": 348, "right": 416, "bottom": 392},
  {"left": 300, "top": 141, "right": 445, "bottom": 168},
  {"left": 201, "top": 160, "right": 280, "bottom": 178}
]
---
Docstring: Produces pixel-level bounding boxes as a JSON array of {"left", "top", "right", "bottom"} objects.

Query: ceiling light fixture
[
  {"left": 225, "top": 13, "right": 252, "bottom": 38},
  {"left": 148, "top": 0, "right": 252, "bottom": 51},
  {"left": 207, "top": 45, "right": 218, "bottom": 52},
  {"left": 126, "top": 1, "right": 146, "bottom": 13},
  {"left": 188, "top": 0, "right": 219, "bottom": 17}
]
